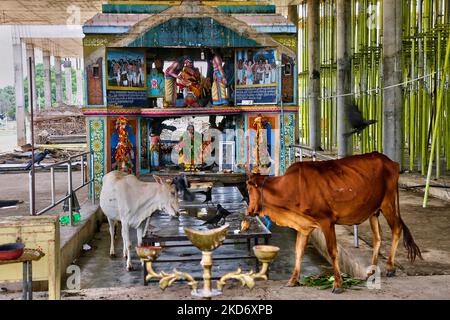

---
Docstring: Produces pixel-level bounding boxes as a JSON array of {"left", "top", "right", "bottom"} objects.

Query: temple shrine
[{"left": 82, "top": 0, "right": 299, "bottom": 193}]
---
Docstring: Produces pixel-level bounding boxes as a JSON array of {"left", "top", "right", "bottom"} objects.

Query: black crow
[
  {"left": 195, "top": 186, "right": 213, "bottom": 204},
  {"left": 344, "top": 104, "right": 377, "bottom": 137},
  {"left": 172, "top": 173, "right": 195, "bottom": 202},
  {"left": 25, "top": 149, "right": 50, "bottom": 170},
  {"left": 202, "top": 204, "right": 233, "bottom": 227},
  {"left": 202, "top": 162, "right": 216, "bottom": 171},
  {"left": 0, "top": 200, "right": 23, "bottom": 208}
]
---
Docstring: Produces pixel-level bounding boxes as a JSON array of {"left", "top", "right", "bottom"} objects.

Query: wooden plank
[
  {"left": 0, "top": 249, "right": 44, "bottom": 265},
  {"left": 47, "top": 221, "right": 60, "bottom": 300},
  {"left": 0, "top": 216, "right": 60, "bottom": 300}
]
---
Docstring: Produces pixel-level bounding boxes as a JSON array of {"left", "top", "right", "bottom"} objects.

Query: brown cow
[{"left": 246, "top": 152, "right": 422, "bottom": 293}]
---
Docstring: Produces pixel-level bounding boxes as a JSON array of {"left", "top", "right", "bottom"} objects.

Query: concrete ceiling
[
  {"left": 0, "top": 0, "right": 104, "bottom": 25},
  {"left": 0, "top": 1, "right": 299, "bottom": 25},
  {"left": 0, "top": 1, "right": 297, "bottom": 57}
]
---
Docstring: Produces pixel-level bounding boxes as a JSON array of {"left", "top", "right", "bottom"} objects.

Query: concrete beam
[
  {"left": 12, "top": 29, "right": 26, "bottom": 146},
  {"left": 337, "top": 0, "right": 353, "bottom": 158},
  {"left": 26, "top": 44, "right": 38, "bottom": 112},
  {"left": 42, "top": 50, "right": 52, "bottom": 109},
  {"left": 383, "top": 0, "right": 403, "bottom": 165},
  {"left": 76, "top": 59, "right": 84, "bottom": 106},
  {"left": 64, "top": 60, "right": 73, "bottom": 105},
  {"left": 54, "top": 56, "right": 63, "bottom": 105},
  {"left": 17, "top": 25, "right": 85, "bottom": 58},
  {"left": 308, "top": 0, "right": 321, "bottom": 150}
]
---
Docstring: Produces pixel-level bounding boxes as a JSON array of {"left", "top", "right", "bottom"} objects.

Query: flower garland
[{"left": 115, "top": 116, "right": 134, "bottom": 174}]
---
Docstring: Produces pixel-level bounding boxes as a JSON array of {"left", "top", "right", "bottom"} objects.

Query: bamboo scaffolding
[
  {"left": 423, "top": 33, "right": 450, "bottom": 207},
  {"left": 296, "top": 0, "right": 449, "bottom": 178}
]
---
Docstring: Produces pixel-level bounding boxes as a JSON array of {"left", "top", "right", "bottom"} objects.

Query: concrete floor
[
  {"left": 1, "top": 170, "right": 450, "bottom": 300},
  {"left": 72, "top": 222, "right": 331, "bottom": 290}
]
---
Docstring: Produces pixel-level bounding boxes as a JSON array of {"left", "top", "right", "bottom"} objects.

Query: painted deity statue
[
  {"left": 177, "top": 57, "right": 202, "bottom": 107},
  {"left": 164, "top": 59, "right": 181, "bottom": 107},
  {"left": 113, "top": 116, "right": 135, "bottom": 174},
  {"left": 211, "top": 55, "right": 228, "bottom": 106},
  {"left": 164, "top": 56, "right": 202, "bottom": 107},
  {"left": 252, "top": 114, "right": 272, "bottom": 174},
  {"left": 176, "top": 124, "right": 203, "bottom": 172}
]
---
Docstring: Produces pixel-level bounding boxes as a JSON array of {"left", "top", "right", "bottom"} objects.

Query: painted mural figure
[
  {"left": 255, "top": 60, "right": 265, "bottom": 84},
  {"left": 149, "top": 120, "right": 177, "bottom": 170},
  {"left": 211, "top": 55, "right": 228, "bottom": 106},
  {"left": 244, "top": 60, "right": 255, "bottom": 85},
  {"left": 237, "top": 59, "right": 245, "bottom": 85},
  {"left": 264, "top": 59, "right": 272, "bottom": 84}
]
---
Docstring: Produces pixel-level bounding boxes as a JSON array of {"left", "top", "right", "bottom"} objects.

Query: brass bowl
[
  {"left": 135, "top": 246, "right": 162, "bottom": 261},
  {"left": 253, "top": 245, "right": 280, "bottom": 263},
  {"left": 184, "top": 224, "right": 229, "bottom": 252}
]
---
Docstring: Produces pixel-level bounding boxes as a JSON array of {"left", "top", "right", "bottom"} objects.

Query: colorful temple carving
[{"left": 82, "top": 0, "right": 299, "bottom": 194}]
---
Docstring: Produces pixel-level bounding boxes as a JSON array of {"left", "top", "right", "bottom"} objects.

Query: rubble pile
[
  {"left": 0, "top": 147, "right": 85, "bottom": 165},
  {"left": 32, "top": 105, "right": 86, "bottom": 144}
]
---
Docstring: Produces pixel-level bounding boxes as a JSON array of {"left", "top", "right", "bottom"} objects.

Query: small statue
[
  {"left": 114, "top": 116, "right": 135, "bottom": 174},
  {"left": 252, "top": 114, "right": 271, "bottom": 174},
  {"left": 211, "top": 55, "right": 228, "bottom": 106},
  {"left": 177, "top": 57, "right": 202, "bottom": 106},
  {"left": 164, "top": 59, "right": 181, "bottom": 107}
]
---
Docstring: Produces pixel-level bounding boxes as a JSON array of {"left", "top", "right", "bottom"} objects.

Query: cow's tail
[{"left": 395, "top": 180, "right": 423, "bottom": 263}]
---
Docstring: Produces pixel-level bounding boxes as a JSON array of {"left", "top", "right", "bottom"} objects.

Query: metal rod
[
  {"left": 22, "top": 262, "right": 27, "bottom": 300},
  {"left": 50, "top": 167, "right": 55, "bottom": 206},
  {"left": 81, "top": 154, "right": 85, "bottom": 185},
  {"left": 28, "top": 57, "right": 36, "bottom": 216},
  {"left": 67, "top": 162, "right": 73, "bottom": 226},
  {"left": 354, "top": 225, "right": 359, "bottom": 248},
  {"left": 91, "top": 149, "right": 96, "bottom": 203},
  {"left": 28, "top": 261, "right": 32, "bottom": 300},
  {"left": 28, "top": 171, "right": 32, "bottom": 216}
]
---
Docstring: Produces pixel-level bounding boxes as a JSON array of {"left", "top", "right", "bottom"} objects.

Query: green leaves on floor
[{"left": 299, "top": 272, "right": 365, "bottom": 290}]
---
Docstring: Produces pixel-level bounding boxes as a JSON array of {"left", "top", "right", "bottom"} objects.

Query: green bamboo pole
[
  {"left": 421, "top": 0, "right": 429, "bottom": 175},
  {"left": 410, "top": 0, "right": 417, "bottom": 171},
  {"left": 423, "top": 34, "right": 450, "bottom": 207},
  {"left": 378, "top": 0, "right": 383, "bottom": 152},
  {"left": 435, "top": 5, "right": 442, "bottom": 179}
]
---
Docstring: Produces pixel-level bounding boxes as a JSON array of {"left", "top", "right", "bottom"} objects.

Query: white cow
[{"left": 99, "top": 171, "right": 179, "bottom": 271}]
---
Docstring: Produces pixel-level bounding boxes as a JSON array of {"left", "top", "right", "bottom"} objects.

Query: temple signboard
[
  {"left": 107, "top": 90, "right": 148, "bottom": 108},
  {"left": 235, "top": 49, "right": 278, "bottom": 105}
]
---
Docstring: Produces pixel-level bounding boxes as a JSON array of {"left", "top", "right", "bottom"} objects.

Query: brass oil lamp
[{"left": 136, "top": 224, "right": 279, "bottom": 299}]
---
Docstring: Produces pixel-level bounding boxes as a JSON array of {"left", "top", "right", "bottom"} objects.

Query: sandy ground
[
  {"left": 0, "top": 123, "right": 17, "bottom": 153},
  {"left": 1, "top": 275, "right": 450, "bottom": 300},
  {"left": 343, "top": 188, "right": 450, "bottom": 276},
  {"left": 0, "top": 171, "right": 88, "bottom": 217}
]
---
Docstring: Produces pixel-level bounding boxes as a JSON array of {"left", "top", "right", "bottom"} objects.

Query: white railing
[
  {"left": 288, "top": 144, "right": 359, "bottom": 248},
  {"left": 28, "top": 151, "right": 95, "bottom": 225}
]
